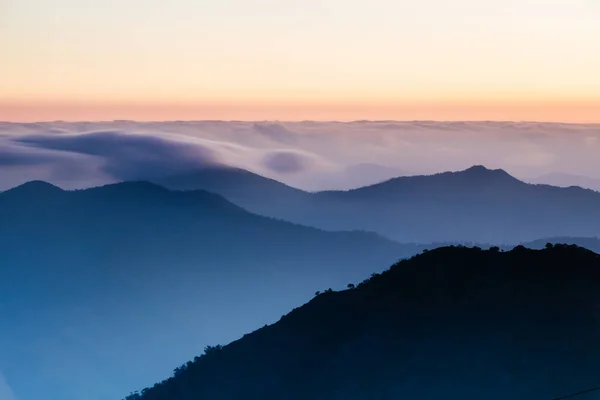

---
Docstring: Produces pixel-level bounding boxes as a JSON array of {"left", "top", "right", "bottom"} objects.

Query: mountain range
[
  {"left": 4, "top": 165, "right": 600, "bottom": 400},
  {"left": 0, "top": 181, "right": 418, "bottom": 400},
  {"left": 158, "top": 165, "right": 600, "bottom": 243},
  {"left": 122, "top": 245, "right": 600, "bottom": 400}
]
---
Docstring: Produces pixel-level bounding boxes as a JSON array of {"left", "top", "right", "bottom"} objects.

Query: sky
[{"left": 1, "top": 0, "right": 600, "bottom": 122}]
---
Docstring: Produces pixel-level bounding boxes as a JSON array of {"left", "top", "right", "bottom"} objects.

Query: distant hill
[
  {"left": 157, "top": 165, "right": 600, "bottom": 243},
  {"left": 528, "top": 173, "right": 600, "bottom": 192},
  {"left": 0, "top": 181, "right": 421, "bottom": 400},
  {"left": 311, "top": 166, "right": 600, "bottom": 243},
  {"left": 154, "top": 165, "right": 311, "bottom": 218},
  {"left": 123, "top": 245, "right": 600, "bottom": 400}
]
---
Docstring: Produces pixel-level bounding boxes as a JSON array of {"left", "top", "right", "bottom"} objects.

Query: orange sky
[
  {"left": 1, "top": 0, "right": 599, "bottom": 122},
  {"left": 2, "top": 100, "right": 599, "bottom": 123}
]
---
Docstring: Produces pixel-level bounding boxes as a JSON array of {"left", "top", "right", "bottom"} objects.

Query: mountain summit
[
  {"left": 2, "top": 180, "right": 63, "bottom": 195},
  {"left": 459, "top": 164, "right": 519, "bottom": 181},
  {"left": 309, "top": 166, "right": 600, "bottom": 243}
]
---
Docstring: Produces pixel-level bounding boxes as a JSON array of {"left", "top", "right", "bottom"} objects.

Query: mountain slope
[
  {"left": 153, "top": 166, "right": 311, "bottom": 217},
  {"left": 0, "top": 181, "right": 420, "bottom": 400},
  {"left": 529, "top": 173, "right": 600, "bottom": 192},
  {"left": 123, "top": 245, "right": 600, "bottom": 400},
  {"left": 154, "top": 165, "right": 600, "bottom": 243},
  {"left": 311, "top": 165, "right": 600, "bottom": 243}
]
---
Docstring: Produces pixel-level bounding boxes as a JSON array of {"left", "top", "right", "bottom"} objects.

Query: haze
[{"left": 1, "top": 121, "right": 600, "bottom": 192}]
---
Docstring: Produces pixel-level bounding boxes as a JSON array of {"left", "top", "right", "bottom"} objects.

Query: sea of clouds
[{"left": 1, "top": 120, "right": 600, "bottom": 192}]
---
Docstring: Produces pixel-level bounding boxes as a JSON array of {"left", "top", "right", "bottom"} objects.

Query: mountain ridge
[
  {"left": 122, "top": 244, "right": 600, "bottom": 400},
  {"left": 0, "top": 179, "right": 420, "bottom": 400},
  {"left": 8, "top": 164, "right": 600, "bottom": 243}
]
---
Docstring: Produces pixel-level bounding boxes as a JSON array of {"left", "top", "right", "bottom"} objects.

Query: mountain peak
[
  {"left": 3, "top": 180, "right": 63, "bottom": 195},
  {"left": 465, "top": 164, "right": 492, "bottom": 172},
  {"left": 463, "top": 164, "right": 504, "bottom": 174},
  {"left": 457, "top": 165, "right": 517, "bottom": 182}
]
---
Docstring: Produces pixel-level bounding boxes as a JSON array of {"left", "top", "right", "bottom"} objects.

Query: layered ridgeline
[
  {"left": 158, "top": 165, "right": 600, "bottom": 243},
  {"left": 123, "top": 245, "right": 600, "bottom": 400},
  {"left": 0, "top": 181, "right": 420, "bottom": 400}
]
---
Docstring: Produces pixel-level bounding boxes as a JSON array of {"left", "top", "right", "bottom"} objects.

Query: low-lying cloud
[
  {"left": 0, "top": 371, "right": 17, "bottom": 400},
  {"left": 0, "top": 145, "right": 62, "bottom": 167},
  {"left": 17, "top": 131, "right": 221, "bottom": 181},
  {"left": 0, "top": 121, "right": 599, "bottom": 191},
  {"left": 252, "top": 123, "right": 298, "bottom": 145},
  {"left": 263, "top": 151, "right": 313, "bottom": 174}
]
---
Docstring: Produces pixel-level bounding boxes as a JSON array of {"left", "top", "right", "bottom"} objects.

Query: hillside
[
  {"left": 123, "top": 245, "right": 600, "bottom": 400},
  {"left": 529, "top": 173, "right": 600, "bottom": 192},
  {"left": 154, "top": 165, "right": 600, "bottom": 243},
  {"left": 154, "top": 166, "right": 310, "bottom": 216},
  {"left": 0, "top": 181, "right": 419, "bottom": 400},
  {"left": 311, "top": 166, "right": 600, "bottom": 243}
]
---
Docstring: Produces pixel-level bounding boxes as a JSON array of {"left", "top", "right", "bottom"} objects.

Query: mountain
[
  {"left": 157, "top": 165, "right": 600, "bottom": 243},
  {"left": 123, "top": 245, "right": 600, "bottom": 400},
  {"left": 0, "top": 181, "right": 422, "bottom": 400},
  {"left": 153, "top": 165, "right": 311, "bottom": 218},
  {"left": 306, "top": 165, "right": 600, "bottom": 243},
  {"left": 521, "top": 237, "right": 600, "bottom": 253},
  {"left": 528, "top": 173, "right": 600, "bottom": 192}
]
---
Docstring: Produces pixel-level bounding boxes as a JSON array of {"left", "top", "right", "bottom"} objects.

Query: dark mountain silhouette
[
  {"left": 160, "top": 165, "right": 600, "bottom": 243},
  {"left": 123, "top": 245, "right": 600, "bottom": 400},
  {"left": 521, "top": 237, "right": 600, "bottom": 253},
  {"left": 0, "top": 181, "right": 423, "bottom": 400}
]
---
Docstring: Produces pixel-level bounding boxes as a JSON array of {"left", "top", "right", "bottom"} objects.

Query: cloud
[
  {"left": 263, "top": 151, "right": 313, "bottom": 174},
  {"left": 0, "top": 372, "right": 17, "bottom": 400},
  {"left": 584, "top": 136, "right": 598, "bottom": 147},
  {"left": 252, "top": 123, "right": 298, "bottom": 145},
  {"left": 1, "top": 121, "right": 600, "bottom": 191},
  {"left": 0, "top": 138, "right": 106, "bottom": 190},
  {"left": 16, "top": 131, "right": 221, "bottom": 181},
  {"left": 0, "top": 145, "right": 66, "bottom": 167}
]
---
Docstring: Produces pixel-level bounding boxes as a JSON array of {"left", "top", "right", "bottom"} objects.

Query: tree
[
  {"left": 347, "top": 283, "right": 355, "bottom": 289},
  {"left": 204, "top": 345, "right": 223, "bottom": 356}
]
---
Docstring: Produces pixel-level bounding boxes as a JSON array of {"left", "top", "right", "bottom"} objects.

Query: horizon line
[
  {"left": 2, "top": 119, "right": 600, "bottom": 125},
  {"left": 0, "top": 164, "right": 573, "bottom": 194}
]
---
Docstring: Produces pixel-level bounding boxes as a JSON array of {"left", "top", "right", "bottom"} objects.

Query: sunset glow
[{"left": 1, "top": 0, "right": 599, "bottom": 121}]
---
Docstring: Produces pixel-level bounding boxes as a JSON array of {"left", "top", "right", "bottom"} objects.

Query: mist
[{"left": 1, "top": 120, "right": 599, "bottom": 192}]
